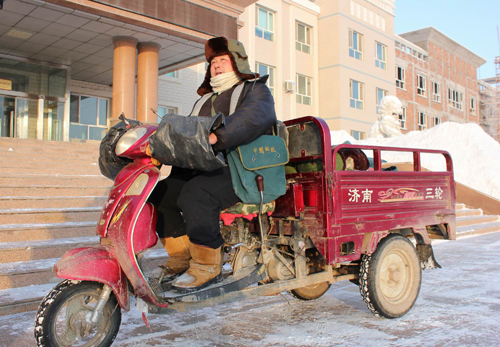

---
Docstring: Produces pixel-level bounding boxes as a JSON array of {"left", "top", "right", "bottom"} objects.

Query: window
[
  {"left": 164, "top": 71, "right": 178, "bottom": 78},
  {"left": 433, "top": 117, "right": 441, "bottom": 126},
  {"left": 399, "top": 107, "right": 406, "bottom": 129},
  {"left": 296, "top": 74, "right": 312, "bottom": 105},
  {"left": 350, "top": 80, "right": 364, "bottom": 110},
  {"left": 69, "top": 94, "right": 109, "bottom": 140},
  {"left": 376, "top": 88, "right": 388, "bottom": 113},
  {"left": 418, "top": 112, "right": 426, "bottom": 130},
  {"left": 375, "top": 42, "right": 386, "bottom": 69},
  {"left": 157, "top": 106, "right": 178, "bottom": 123},
  {"left": 448, "top": 88, "right": 463, "bottom": 110},
  {"left": 432, "top": 82, "right": 440, "bottom": 102},
  {"left": 470, "top": 97, "right": 476, "bottom": 114},
  {"left": 350, "top": 130, "right": 366, "bottom": 140},
  {"left": 417, "top": 75, "right": 426, "bottom": 97},
  {"left": 296, "top": 22, "right": 311, "bottom": 54},
  {"left": 256, "top": 62, "right": 275, "bottom": 96},
  {"left": 396, "top": 66, "right": 405, "bottom": 89},
  {"left": 256, "top": 7, "right": 274, "bottom": 41},
  {"left": 349, "top": 29, "right": 363, "bottom": 60}
]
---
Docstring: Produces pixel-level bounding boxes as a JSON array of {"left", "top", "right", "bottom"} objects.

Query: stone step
[
  {"left": 0, "top": 236, "right": 100, "bottom": 263},
  {"left": 456, "top": 221, "right": 500, "bottom": 237},
  {"left": 0, "top": 148, "right": 98, "bottom": 161},
  {"left": 0, "top": 207, "right": 101, "bottom": 225},
  {"left": 456, "top": 215, "right": 500, "bottom": 228},
  {"left": 455, "top": 203, "right": 466, "bottom": 210},
  {"left": 0, "top": 185, "right": 110, "bottom": 197},
  {"left": 0, "top": 248, "right": 167, "bottom": 290},
  {"left": 455, "top": 208, "right": 482, "bottom": 217},
  {"left": 0, "top": 196, "right": 107, "bottom": 209},
  {"left": 0, "top": 165, "right": 103, "bottom": 175},
  {"left": 0, "top": 157, "right": 100, "bottom": 168},
  {"left": 0, "top": 282, "right": 55, "bottom": 316},
  {"left": 0, "top": 138, "right": 100, "bottom": 150},
  {"left": 0, "top": 221, "right": 97, "bottom": 243},
  {"left": 0, "top": 174, "right": 110, "bottom": 188}
]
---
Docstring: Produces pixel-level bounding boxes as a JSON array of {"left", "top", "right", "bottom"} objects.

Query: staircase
[
  {"left": 0, "top": 137, "right": 167, "bottom": 316},
  {"left": 0, "top": 139, "right": 498, "bottom": 316}
]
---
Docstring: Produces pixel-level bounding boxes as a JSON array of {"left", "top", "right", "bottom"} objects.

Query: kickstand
[{"left": 142, "top": 312, "right": 153, "bottom": 333}]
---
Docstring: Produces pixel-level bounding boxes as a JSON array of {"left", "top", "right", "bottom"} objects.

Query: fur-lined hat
[{"left": 197, "top": 37, "right": 259, "bottom": 96}]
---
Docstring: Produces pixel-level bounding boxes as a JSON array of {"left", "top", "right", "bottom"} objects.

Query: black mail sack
[
  {"left": 149, "top": 113, "right": 227, "bottom": 172},
  {"left": 99, "top": 118, "right": 143, "bottom": 180}
]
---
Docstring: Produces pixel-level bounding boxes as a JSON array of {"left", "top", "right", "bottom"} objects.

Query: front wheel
[
  {"left": 359, "top": 234, "right": 421, "bottom": 318},
  {"left": 34, "top": 280, "right": 121, "bottom": 347}
]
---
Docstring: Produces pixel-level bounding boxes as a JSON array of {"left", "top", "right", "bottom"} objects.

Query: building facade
[
  {"left": 0, "top": 0, "right": 257, "bottom": 142},
  {"left": 395, "top": 27, "right": 486, "bottom": 133}
]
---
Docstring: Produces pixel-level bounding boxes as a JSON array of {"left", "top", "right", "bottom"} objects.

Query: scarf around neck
[{"left": 210, "top": 71, "right": 241, "bottom": 94}]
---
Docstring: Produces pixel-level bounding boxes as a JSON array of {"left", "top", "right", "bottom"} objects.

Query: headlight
[{"left": 115, "top": 127, "right": 148, "bottom": 156}]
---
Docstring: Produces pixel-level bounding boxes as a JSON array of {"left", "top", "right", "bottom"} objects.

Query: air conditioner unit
[{"left": 284, "top": 80, "right": 295, "bottom": 93}]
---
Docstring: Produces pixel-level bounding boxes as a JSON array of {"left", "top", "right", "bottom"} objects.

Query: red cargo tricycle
[{"left": 34, "top": 116, "right": 456, "bottom": 347}]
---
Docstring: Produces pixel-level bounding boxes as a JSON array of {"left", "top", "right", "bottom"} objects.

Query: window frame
[
  {"left": 417, "top": 75, "right": 427, "bottom": 97},
  {"left": 399, "top": 107, "right": 407, "bottom": 129},
  {"left": 349, "top": 79, "right": 364, "bottom": 110},
  {"left": 157, "top": 105, "right": 178, "bottom": 123},
  {"left": 349, "top": 29, "right": 363, "bottom": 60},
  {"left": 376, "top": 87, "right": 388, "bottom": 113},
  {"left": 375, "top": 42, "right": 387, "bottom": 69},
  {"left": 69, "top": 94, "right": 110, "bottom": 140},
  {"left": 396, "top": 66, "right": 405, "bottom": 89},
  {"left": 432, "top": 82, "right": 440, "bottom": 102},
  {"left": 433, "top": 116, "right": 441, "bottom": 126},
  {"left": 255, "top": 6, "right": 274, "bottom": 41},
  {"left": 470, "top": 97, "right": 476, "bottom": 114},
  {"left": 350, "top": 130, "right": 366, "bottom": 140},
  {"left": 448, "top": 88, "right": 463, "bottom": 110},
  {"left": 256, "top": 62, "right": 275, "bottom": 96},
  {"left": 296, "top": 74, "right": 312, "bottom": 106},
  {"left": 296, "top": 22, "right": 311, "bottom": 54},
  {"left": 418, "top": 111, "right": 427, "bottom": 130}
]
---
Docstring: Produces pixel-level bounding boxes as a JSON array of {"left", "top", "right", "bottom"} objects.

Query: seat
[{"left": 220, "top": 201, "right": 276, "bottom": 225}]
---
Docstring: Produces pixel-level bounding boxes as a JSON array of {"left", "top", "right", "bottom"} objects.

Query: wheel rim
[
  {"left": 378, "top": 250, "right": 414, "bottom": 304},
  {"left": 52, "top": 288, "right": 114, "bottom": 346}
]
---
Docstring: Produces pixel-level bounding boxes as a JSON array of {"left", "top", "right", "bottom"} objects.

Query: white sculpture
[{"left": 369, "top": 95, "right": 403, "bottom": 138}]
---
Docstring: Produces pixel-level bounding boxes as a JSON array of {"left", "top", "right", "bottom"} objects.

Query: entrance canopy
[{"left": 0, "top": 0, "right": 255, "bottom": 84}]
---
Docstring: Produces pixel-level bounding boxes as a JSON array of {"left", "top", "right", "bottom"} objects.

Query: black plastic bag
[
  {"left": 149, "top": 113, "right": 226, "bottom": 172},
  {"left": 99, "top": 118, "right": 142, "bottom": 180}
]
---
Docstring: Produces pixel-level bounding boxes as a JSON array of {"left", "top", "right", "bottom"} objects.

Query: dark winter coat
[{"left": 202, "top": 76, "right": 277, "bottom": 152}]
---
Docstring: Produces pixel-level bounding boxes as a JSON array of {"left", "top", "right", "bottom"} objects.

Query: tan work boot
[
  {"left": 158, "top": 235, "right": 190, "bottom": 282},
  {"left": 171, "top": 243, "right": 223, "bottom": 293}
]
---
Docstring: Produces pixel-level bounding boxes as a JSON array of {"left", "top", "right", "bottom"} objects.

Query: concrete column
[
  {"left": 137, "top": 42, "right": 161, "bottom": 123},
  {"left": 112, "top": 36, "right": 138, "bottom": 122}
]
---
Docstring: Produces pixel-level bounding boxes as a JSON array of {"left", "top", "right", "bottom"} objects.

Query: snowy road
[{"left": 2, "top": 232, "right": 500, "bottom": 347}]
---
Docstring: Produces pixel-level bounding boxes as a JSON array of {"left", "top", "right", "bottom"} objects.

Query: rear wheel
[
  {"left": 289, "top": 247, "right": 331, "bottom": 301},
  {"left": 34, "top": 280, "right": 121, "bottom": 347},
  {"left": 359, "top": 234, "right": 421, "bottom": 318}
]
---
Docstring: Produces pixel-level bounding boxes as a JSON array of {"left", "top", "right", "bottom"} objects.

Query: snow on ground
[
  {"left": 2, "top": 232, "right": 500, "bottom": 346},
  {"left": 331, "top": 122, "right": 500, "bottom": 200}
]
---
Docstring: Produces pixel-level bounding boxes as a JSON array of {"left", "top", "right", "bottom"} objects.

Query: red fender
[{"left": 54, "top": 246, "right": 130, "bottom": 311}]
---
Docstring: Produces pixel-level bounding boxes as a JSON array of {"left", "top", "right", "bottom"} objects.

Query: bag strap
[
  {"left": 229, "top": 83, "right": 245, "bottom": 115},
  {"left": 189, "top": 92, "right": 214, "bottom": 116}
]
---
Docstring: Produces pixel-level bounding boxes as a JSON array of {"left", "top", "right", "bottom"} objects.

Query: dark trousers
[{"left": 148, "top": 166, "right": 241, "bottom": 248}]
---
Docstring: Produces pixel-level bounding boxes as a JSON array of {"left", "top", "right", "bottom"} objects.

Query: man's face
[{"left": 210, "top": 54, "right": 234, "bottom": 77}]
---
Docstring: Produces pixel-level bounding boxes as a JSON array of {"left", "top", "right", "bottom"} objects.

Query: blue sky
[{"left": 394, "top": 0, "right": 500, "bottom": 79}]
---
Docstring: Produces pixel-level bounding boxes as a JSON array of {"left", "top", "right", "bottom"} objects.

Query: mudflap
[
  {"left": 54, "top": 246, "right": 130, "bottom": 311},
  {"left": 147, "top": 265, "right": 266, "bottom": 313},
  {"left": 416, "top": 244, "right": 442, "bottom": 269}
]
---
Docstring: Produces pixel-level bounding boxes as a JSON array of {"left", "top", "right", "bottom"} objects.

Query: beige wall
[{"left": 316, "top": 0, "right": 396, "bottom": 137}]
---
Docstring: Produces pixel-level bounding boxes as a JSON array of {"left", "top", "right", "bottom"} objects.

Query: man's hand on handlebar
[{"left": 145, "top": 144, "right": 161, "bottom": 167}]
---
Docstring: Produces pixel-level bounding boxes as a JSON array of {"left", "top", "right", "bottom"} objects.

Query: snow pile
[{"left": 331, "top": 122, "right": 500, "bottom": 200}]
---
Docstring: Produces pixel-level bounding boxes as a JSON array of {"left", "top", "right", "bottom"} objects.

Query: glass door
[
  {"left": 0, "top": 96, "right": 15, "bottom": 137},
  {"left": 15, "top": 98, "right": 38, "bottom": 139}
]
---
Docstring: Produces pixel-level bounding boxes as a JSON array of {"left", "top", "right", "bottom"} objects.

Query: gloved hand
[{"left": 145, "top": 144, "right": 161, "bottom": 167}]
